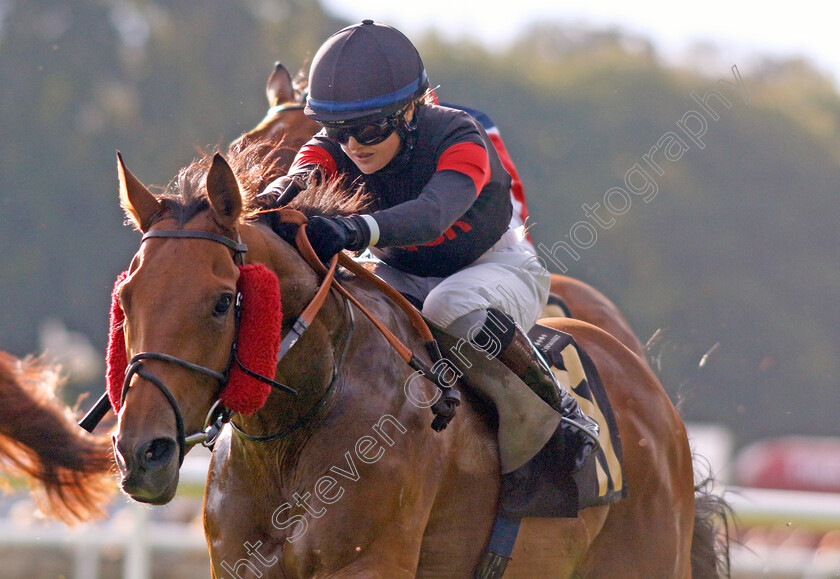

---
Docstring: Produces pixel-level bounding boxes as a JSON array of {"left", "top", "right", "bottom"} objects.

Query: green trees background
[{"left": 2, "top": 0, "right": 838, "bottom": 449}]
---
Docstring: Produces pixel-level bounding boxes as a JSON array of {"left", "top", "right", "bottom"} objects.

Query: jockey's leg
[
  {"left": 365, "top": 238, "right": 598, "bottom": 471},
  {"left": 421, "top": 237, "right": 598, "bottom": 473},
  {"left": 448, "top": 308, "right": 599, "bottom": 473}
]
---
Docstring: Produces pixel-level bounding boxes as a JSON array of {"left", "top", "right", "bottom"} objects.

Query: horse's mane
[
  {"left": 149, "top": 139, "right": 372, "bottom": 226},
  {"left": 0, "top": 352, "right": 113, "bottom": 524}
]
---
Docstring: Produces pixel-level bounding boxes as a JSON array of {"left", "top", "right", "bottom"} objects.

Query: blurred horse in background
[
  {"left": 230, "top": 62, "right": 321, "bottom": 167},
  {"left": 0, "top": 351, "right": 113, "bottom": 524}
]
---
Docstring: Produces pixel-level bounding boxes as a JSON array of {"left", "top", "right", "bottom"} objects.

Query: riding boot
[{"left": 475, "top": 309, "right": 600, "bottom": 473}]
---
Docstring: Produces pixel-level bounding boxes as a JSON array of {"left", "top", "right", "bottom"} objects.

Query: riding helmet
[{"left": 304, "top": 20, "right": 429, "bottom": 124}]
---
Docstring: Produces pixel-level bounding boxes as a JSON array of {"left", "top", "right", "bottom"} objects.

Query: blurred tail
[
  {"left": 691, "top": 465, "right": 733, "bottom": 578},
  {"left": 0, "top": 352, "right": 114, "bottom": 524}
]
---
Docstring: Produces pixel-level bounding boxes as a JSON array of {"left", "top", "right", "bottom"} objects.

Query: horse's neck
[
  {"left": 242, "top": 222, "right": 321, "bottom": 312},
  {"left": 236, "top": 219, "right": 429, "bottom": 425},
  {"left": 233, "top": 222, "right": 348, "bottom": 441}
]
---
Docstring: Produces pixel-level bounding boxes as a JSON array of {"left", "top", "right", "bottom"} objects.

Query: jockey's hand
[
  {"left": 267, "top": 218, "right": 299, "bottom": 246},
  {"left": 305, "top": 216, "right": 371, "bottom": 262},
  {"left": 257, "top": 171, "right": 309, "bottom": 208}
]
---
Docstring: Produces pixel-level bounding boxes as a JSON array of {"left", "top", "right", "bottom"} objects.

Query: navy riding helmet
[{"left": 304, "top": 20, "right": 430, "bottom": 124}]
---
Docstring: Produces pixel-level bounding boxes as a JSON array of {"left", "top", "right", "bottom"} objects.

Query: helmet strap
[{"left": 395, "top": 102, "right": 420, "bottom": 151}]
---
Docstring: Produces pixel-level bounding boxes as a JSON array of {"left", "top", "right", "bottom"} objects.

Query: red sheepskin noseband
[
  {"left": 106, "top": 270, "right": 130, "bottom": 412},
  {"left": 106, "top": 264, "right": 283, "bottom": 416}
]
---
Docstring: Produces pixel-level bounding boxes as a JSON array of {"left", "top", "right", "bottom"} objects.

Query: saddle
[
  {"left": 270, "top": 208, "right": 626, "bottom": 518},
  {"left": 432, "top": 323, "right": 626, "bottom": 518},
  {"left": 236, "top": 209, "right": 625, "bottom": 577}
]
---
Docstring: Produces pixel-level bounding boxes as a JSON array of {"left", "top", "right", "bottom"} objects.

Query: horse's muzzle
[{"left": 113, "top": 434, "right": 180, "bottom": 504}]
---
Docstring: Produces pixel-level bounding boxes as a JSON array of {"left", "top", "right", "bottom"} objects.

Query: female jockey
[{"left": 262, "top": 20, "right": 598, "bottom": 472}]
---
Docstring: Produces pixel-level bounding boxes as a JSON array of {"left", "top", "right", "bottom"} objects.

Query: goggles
[{"left": 323, "top": 107, "right": 408, "bottom": 146}]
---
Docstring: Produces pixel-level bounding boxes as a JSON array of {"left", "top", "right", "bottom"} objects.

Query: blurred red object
[{"left": 735, "top": 436, "right": 840, "bottom": 493}]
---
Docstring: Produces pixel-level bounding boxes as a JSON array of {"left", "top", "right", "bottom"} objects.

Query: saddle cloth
[{"left": 520, "top": 323, "right": 627, "bottom": 516}]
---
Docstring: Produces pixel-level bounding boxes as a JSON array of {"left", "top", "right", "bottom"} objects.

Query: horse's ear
[
  {"left": 206, "top": 153, "right": 241, "bottom": 229},
  {"left": 117, "top": 151, "right": 161, "bottom": 232},
  {"left": 266, "top": 62, "right": 294, "bottom": 107}
]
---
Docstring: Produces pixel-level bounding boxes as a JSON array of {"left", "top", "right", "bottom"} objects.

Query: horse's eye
[{"left": 213, "top": 294, "right": 234, "bottom": 317}]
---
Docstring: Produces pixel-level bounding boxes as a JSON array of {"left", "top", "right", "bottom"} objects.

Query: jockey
[{"left": 262, "top": 20, "right": 598, "bottom": 472}]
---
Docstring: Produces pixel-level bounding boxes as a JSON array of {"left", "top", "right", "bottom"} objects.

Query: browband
[{"left": 142, "top": 230, "right": 248, "bottom": 254}]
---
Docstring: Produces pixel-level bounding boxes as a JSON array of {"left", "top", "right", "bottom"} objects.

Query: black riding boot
[{"left": 474, "top": 309, "right": 600, "bottom": 473}]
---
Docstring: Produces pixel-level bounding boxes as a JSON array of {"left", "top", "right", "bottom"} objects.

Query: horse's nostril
[
  {"left": 112, "top": 437, "right": 130, "bottom": 475},
  {"left": 138, "top": 437, "right": 176, "bottom": 468}
]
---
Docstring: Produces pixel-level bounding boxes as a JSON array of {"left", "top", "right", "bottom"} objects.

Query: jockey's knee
[
  {"left": 442, "top": 309, "right": 488, "bottom": 340},
  {"left": 421, "top": 285, "right": 489, "bottom": 331}
]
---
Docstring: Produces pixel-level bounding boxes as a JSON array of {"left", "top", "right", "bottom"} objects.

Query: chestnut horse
[
  {"left": 109, "top": 143, "right": 727, "bottom": 577},
  {"left": 0, "top": 351, "right": 112, "bottom": 523},
  {"left": 232, "top": 63, "right": 645, "bottom": 358}
]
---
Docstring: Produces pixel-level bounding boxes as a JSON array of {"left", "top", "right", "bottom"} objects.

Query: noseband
[{"left": 121, "top": 352, "right": 227, "bottom": 466}]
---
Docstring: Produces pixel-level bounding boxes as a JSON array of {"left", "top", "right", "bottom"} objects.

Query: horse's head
[
  {"left": 111, "top": 139, "right": 373, "bottom": 504},
  {"left": 230, "top": 63, "right": 321, "bottom": 152},
  {"left": 110, "top": 150, "right": 304, "bottom": 504}
]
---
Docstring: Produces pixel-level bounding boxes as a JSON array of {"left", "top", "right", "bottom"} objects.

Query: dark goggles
[{"left": 323, "top": 110, "right": 406, "bottom": 146}]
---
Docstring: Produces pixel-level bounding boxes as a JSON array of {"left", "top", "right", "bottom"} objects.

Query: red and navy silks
[{"left": 106, "top": 264, "right": 282, "bottom": 416}]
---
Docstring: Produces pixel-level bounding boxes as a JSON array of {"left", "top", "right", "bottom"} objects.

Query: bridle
[
  {"left": 118, "top": 229, "right": 298, "bottom": 465},
  {"left": 265, "top": 102, "right": 306, "bottom": 117},
  {"left": 231, "top": 102, "right": 309, "bottom": 148},
  {"left": 78, "top": 227, "right": 301, "bottom": 459},
  {"left": 80, "top": 210, "right": 463, "bottom": 458},
  {"left": 80, "top": 218, "right": 356, "bottom": 458}
]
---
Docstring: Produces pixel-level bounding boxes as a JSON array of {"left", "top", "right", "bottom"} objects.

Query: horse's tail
[
  {"left": 0, "top": 352, "right": 114, "bottom": 524},
  {"left": 690, "top": 469, "right": 733, "bottom": 578}
]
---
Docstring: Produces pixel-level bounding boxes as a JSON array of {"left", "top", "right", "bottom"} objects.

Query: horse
[
  {"left": 108, "top": 141, "right": 728, "bottom": 577},
  {"left": 230, "top": 62, "right": 322, "bottom": 170},
  {"left": 231, "top": 63, "right": 646, "bottom": 359},
  {"left": 0, "top": 351, "right": 113, "bottom": 524}
]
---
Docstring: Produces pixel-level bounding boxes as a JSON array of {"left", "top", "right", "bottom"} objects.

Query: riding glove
[
  {"left": 257, "top": 166, "right": 313, "bottom": 207},
  {"left": 305, "top": 215, "right": 372, "bottom": 262}
]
